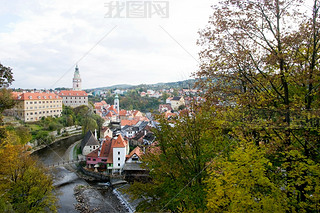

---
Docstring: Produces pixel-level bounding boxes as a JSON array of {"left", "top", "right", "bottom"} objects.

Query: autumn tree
[
  {"left": 197, "top": 0, "right": 320, "bottom": 211},
  {"left": 0, "top": 63, "right": 57, "bottom": 212},
  {"left": 0, "top": 144, "right": 57, "bottom": 212},
  {"left": 197, "top": 0, "right": 320, "bottom": 152}
]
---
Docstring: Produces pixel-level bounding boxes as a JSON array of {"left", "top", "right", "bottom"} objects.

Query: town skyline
[{"left": 1, "top": 0, "right": 214, "bottom": 89}]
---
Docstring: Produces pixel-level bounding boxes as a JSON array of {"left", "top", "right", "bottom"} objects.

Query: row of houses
[{"left": 8, "top": 90, "right": 88, "bottom": 122}]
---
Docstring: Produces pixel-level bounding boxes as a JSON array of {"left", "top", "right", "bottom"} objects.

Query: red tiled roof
[
  {"left": 99, "top": 138, "right": 112, "bottom": 158},
  {"left": 112, "top": 135, "right": 127, "bottom": 148},
  {"left": 59, "top": 90, "right": 87, "bottom": 97},
  {"left": 121, "top": 119, "right": 139, "bottom": 126},
  {"left": 127, "top": 146, "right": 143, "bottom": 159},
  {"left": 106, "top": 111, "right": 115, "bottom": 117},
  {"left": 133, "top": 110, "right": 142, "bottom": 116},
  {"left": 87, "top": 149, "right": 99, "bottom": 157},
  {"left": 13, "top": 92, "right": 62, "bottom": 100},
  {"left": 108, "top": 105, "right": 118, "bottom": 114},
  {"left": 119, "top": 109, "right": 127, "bottom": 116},
  {"left": 164, "top": 111, "right": 177, "bottom": 118}
]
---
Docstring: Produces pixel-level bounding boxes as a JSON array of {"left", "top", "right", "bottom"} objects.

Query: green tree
[
  {"left": 66, "top": 115, "right": 74, "bottom": 126},
  {"left": 15, "top": 126, "right": 32, "bottom": 145},
  {"left": 0, "top": 88, "right": 16, "bottom": 114},
  {"left": 128, "top": 109, "right": 229, "bottom": 212},
  {"left": 206, "top": 141, "right": 287, "bottom": 212},
  {"left": 0, "top": 63, "right": 14, "bottom": 88},
  {"left": 35, "top": 130, "right": 55, "bottom": 145},
  {"left": 82, "top": 117, "right": 98, "bottom": 135}
]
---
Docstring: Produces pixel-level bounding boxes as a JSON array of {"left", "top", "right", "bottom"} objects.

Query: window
[
  {"left": 88, "top": 158, "right": 91, "bottom": 160},
  {"left": 118, "top": 163, "right": 120, "bottom": 166},
  {"left": 118, "top": 157, "right": 120, "bottom": 161},
  {"left": 118, "top": 151, "right": 120, "bottom": 155},
  {"left": 93, "top": 159, "right": 96, "bottom": 161}
]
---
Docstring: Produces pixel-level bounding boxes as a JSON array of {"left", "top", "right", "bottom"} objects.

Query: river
[{"left": 33, "top": 135, "right": 129, "bottom": 213}]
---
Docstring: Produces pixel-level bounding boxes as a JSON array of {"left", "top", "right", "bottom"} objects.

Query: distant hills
[{"left": 88, "top": 79, "right": 197, "bottom": 91}]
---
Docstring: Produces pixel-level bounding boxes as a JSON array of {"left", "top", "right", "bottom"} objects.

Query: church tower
[
  {"left": 114, "top": 94, "right": 119, "bottom": 114},
  {"left": 73, "top": 65, "right": 82, "bottom": 91}
]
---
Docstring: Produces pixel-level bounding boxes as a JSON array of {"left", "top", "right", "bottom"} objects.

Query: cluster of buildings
[
  {"left": 80, "top": 92, "right": 156, "bottom": 176},
  {"left": 80, "top": 130, "right": 145, "bottom": 176},
  {"left": 8, "top": 66, "right": 88, "bottom": 122},
  {"left": 140, "top": 88, "right": 202, "bottom": 98}
]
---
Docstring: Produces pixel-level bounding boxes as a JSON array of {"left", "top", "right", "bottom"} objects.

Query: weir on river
[{"left": 47, "top": 159, "right": 83, "bottom": 168}]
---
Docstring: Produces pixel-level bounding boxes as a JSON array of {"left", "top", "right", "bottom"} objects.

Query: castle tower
[
  {"left": 114, "top": 94, "right": 119, "bottom": 114},
  {"left": 73, "top": 65, "right": 82, "bottom": 91}
]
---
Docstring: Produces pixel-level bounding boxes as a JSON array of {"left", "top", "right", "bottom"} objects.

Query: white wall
[
  {"left": 83, "top": 145, "right": 99, "bottom": 156},
  {"left": 113, "top": 147, "right": 126, "bottom": 170}
]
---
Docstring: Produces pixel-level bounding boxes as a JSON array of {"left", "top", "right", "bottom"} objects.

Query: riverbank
[{"left": 30, "top": 133, "right": 82, "bottom": 155}]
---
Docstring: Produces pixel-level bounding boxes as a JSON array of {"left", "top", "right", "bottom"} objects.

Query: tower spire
[{"left": 73, "top": 65, "right": 82, "bottom": 91}]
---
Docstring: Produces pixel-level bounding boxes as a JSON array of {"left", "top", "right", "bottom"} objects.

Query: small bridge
[{"left": 46, "top": 159, "right": 83, "bottom": 168}]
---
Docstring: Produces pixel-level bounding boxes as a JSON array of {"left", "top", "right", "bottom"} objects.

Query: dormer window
[
  {"left": 44, "top": 96, "right": 47, "bottom": 99},
  {"left": 49, "top": 96, "right": 52, "bottom": 99},
  {"left": 29, "top": 96, "right": 32, "bottom": 99},
  {"left": 37, "top": 96, "right": 41, "bottom": 99}
]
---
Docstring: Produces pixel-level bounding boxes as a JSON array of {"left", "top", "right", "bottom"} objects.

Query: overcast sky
[{"left": 0, "top": 0, "right": 215, "bottom": 89}]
